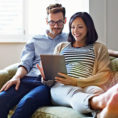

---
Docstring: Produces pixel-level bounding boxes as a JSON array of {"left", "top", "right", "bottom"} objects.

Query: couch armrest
[
  {"left": 110, "top": 57, "right": 118, "bottom": 71},
  {"left": 0, "top": 63, "right": 18, "bottom": 88}
]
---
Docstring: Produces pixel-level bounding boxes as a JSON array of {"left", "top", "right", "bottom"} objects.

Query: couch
[{"left": 0, "top": 56, "right": 118, "bottom": 118}]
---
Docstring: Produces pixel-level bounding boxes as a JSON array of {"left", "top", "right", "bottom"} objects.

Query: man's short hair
[{"left": 46, "top": 3, "right": 66, "bottom": 18}]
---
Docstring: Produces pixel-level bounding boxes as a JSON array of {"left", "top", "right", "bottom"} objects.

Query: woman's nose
[{"left": 74, "top": 27, "right": 78, "bottom": 32}]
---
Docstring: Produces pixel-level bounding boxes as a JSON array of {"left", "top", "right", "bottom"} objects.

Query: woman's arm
[{"left": 75, "top": 43, "right": 112, "bottom": 87}]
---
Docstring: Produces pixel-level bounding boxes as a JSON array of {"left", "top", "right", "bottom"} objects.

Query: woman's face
[{"left": 71, "top": 17, "right": 87, "bottom": 44}]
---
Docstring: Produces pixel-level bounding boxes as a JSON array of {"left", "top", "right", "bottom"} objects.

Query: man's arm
[
  {"left": 108, "top": 49, "right": 118, "bottom": 57},
  {"left": 15, "top": 66, "right": 28, "bottom": 79}
]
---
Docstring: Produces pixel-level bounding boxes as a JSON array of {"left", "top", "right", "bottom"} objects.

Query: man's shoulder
[
  {"left": 29, "top": 32, "right": 68, "bottom": 42},
  {"left": 26, "top": 34, "right": 48, "bottom": 44},
  {"left": 32, "top": 34, "right": 47, "bottom": 40},
  {"left": 57, "top": 32, "right": 68, "bottom": 42},
  {"left": 60, "top": 32, "right": 68, "bottom": 38}
]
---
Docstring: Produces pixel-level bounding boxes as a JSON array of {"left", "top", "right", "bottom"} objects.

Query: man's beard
[
  {"left": 47, "top": 28, "right": 63, "bottom": 35},
  {"left": 46, "top": 28, "right": 63, "bottom": 39}
]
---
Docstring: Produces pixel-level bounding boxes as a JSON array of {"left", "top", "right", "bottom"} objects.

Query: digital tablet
[{"left": 40, "top": 54, "right": 67, "bottom": 80}]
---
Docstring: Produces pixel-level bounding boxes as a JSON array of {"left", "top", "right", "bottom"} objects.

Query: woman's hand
[
  {"left": 36, "top": 63, "right": 45, "bottom": 80},
  {"left": 55, "top": 72, "right": 77, "bottom": 86}
]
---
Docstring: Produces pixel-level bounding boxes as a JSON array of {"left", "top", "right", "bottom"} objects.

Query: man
[{"left": 0, "top": 3, "right": 67, "bottom": 118}]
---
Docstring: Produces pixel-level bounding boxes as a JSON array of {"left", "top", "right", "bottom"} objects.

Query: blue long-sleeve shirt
[{"left": 20, "top": 32, "right": 68, "bottom": 77}]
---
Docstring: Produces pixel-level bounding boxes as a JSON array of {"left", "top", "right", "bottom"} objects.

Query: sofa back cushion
[{"left": 0, "top": 63, "right": 18, "bottom": 88}]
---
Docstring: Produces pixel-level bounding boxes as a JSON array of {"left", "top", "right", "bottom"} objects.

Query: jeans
[{"left": 0, "top": 76, "right": 51, "bottom": 118}]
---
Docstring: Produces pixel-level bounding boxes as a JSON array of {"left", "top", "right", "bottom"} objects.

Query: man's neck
[
  {"left": 47, "top": 32, "right": 57, "bottom": 39},
  {"left": 46, "top": 30, "right": 62, "bottom": 39}
]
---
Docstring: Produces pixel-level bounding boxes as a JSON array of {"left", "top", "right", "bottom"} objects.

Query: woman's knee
[{"left": 84, "top": 86, "right": 104, "bottom": 95}]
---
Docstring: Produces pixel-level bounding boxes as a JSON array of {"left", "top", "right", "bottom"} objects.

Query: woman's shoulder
[
  {"left": 56, "top": 41, "right": 70, "bottom": 48},
  {"left": 94, "top": 42, "right": 109, "bottom": 56},
  {"left": 54, "top": 42, "right": 70, "bottom": 54},
  {"left": 94, "top": 42, "right": 108, "bottom": 49}
]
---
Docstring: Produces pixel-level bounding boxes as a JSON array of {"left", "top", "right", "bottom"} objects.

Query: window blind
[{"left": 0, "top": 0, "right": 23, "bottom": 35}]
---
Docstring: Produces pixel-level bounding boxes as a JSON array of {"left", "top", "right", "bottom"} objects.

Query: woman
[{"left": 38, "top": 12, "right": 118, "bottom": 118}]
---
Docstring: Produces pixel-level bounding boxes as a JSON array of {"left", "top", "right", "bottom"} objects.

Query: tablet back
[{"left": 40, "top": 55, "right": 67, "bottom": 80}]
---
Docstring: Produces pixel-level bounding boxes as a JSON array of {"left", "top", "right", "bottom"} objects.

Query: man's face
[{"left": 46, "top": 12, "right": 66, "bottom": 36}]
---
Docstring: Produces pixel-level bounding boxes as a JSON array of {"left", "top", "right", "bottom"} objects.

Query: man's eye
[
  {"left": 71, "top": 26, "right": 75, "bottom": 29},
  {"left": 58, "top": 20, "right": 63, "bottom": 23},
  {"left": 48, "top": 21, "right": 54, "bottom": 23},
  {"left": 50, "top": 21, "right": 55, "bottom": 24}
]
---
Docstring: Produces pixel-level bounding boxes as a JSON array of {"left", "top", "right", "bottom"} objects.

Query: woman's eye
[
  {"left": 78, "top": 26, "right": 83, "bottom": 28},
  {"left": 71, "top": 26, "right": 83, "bottom": 29}
]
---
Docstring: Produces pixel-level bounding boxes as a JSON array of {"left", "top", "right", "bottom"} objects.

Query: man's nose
[{"left": 54, "top": 23, "right": 58, "bottom": 28}]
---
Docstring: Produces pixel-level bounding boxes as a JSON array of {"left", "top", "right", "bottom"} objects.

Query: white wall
[
  {"left": 0, "top": 43, "right": 25, "bottom": 69},
  {"left": 0, "top": 0, "right": 118, "bottom": 69},
  {"left": 89, "top": 0, "right": 107, "bottom": 44},
  {"left": 89, "top": 0, "right": 118, "bottom": 50},
  {"left": 107, "top": 0, "right": 118, "bottom": 50}
]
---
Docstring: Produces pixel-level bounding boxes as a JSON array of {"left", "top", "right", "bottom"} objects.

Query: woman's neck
[{"left": 72, "top": 41, "right": 86, "bottom": 48}]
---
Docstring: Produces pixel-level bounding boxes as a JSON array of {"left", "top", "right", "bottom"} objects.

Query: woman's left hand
[{"left": 55, "top": 72, "right": 77, "bottom": 86}]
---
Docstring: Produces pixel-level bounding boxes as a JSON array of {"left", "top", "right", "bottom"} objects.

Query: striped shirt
[{"left": 60, "top": 43, "right": 95, "bottom": 78}]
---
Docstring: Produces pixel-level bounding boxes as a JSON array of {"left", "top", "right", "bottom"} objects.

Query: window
[
  {"left": 0, "top": 0, "right": 25, "bottom": 42},
  {"left": 0, "top": 0, "right": 89, "bottom": 42}
]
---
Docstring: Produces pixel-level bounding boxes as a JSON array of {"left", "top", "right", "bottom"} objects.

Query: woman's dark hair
[{"left": 68, "top": 12, "right": 98, "bottom": 45}]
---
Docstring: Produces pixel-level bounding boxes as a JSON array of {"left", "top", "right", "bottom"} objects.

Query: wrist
[
  {"left": 73, "top": 78, "right": 78, "bottom": 86},
  {"left": 13, "top": 74, "right": 21, "bottom": 80}
]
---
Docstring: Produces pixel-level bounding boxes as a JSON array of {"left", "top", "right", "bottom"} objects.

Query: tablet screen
[{"left": 40, "top": 55, "right": 67, "bottom": 80}]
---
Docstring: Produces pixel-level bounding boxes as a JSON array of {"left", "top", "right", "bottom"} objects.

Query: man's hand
[
  {"left": 0, "top": 76, "right": 21, "bottom": 92},
  {"left": 55, "top": 72, "right": 77, "bottom": 86}
]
